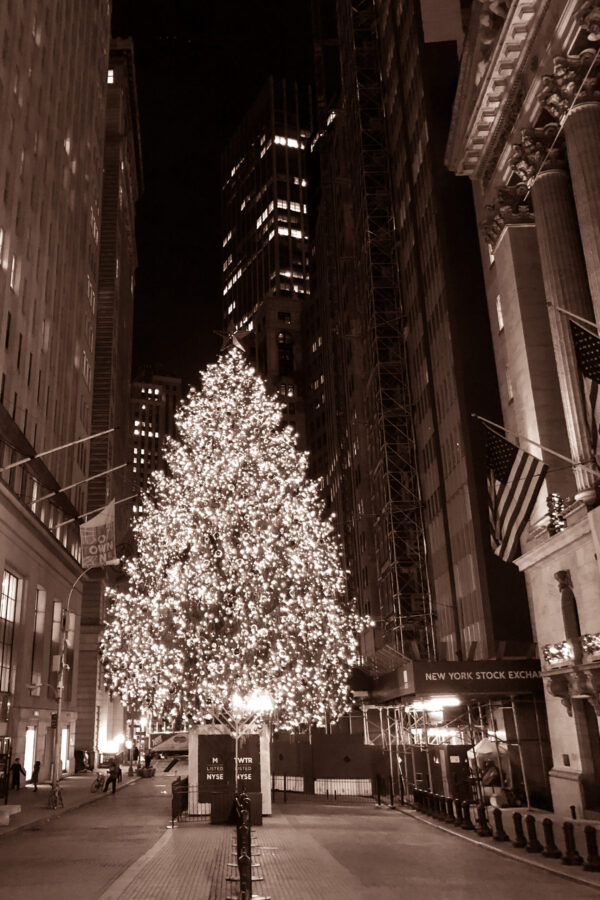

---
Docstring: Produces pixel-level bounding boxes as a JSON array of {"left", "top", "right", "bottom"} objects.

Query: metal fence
[
  {"left": 272, "top": 775, "right": 376, "bottom": 805},
  {"left": 171, "top": 780, "right": 211, "bottom": 826}
]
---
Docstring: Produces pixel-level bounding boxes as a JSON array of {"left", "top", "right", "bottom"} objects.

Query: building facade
[
  {"left": 221, "top": 78, "right": 312, "bottom": 444},
  {"left": 0, "top": 1, "right": 112, "bottom": 781},
  {"left": 307, "top": 0, "right": 550, "bottom": 805},
  {"left": 130, "top": 374, "right": 182, "bottom": 500},
  {"left": 77, "top": 39, "right": 143, "bottom": 768},
  {"left": 447, "top": 0, "right": 600, "bottom": 816}
]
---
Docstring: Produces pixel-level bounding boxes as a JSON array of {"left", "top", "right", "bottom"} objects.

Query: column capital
[
  {"left": 510, "top": 124, "right": 566, "bottom": 184},
  {"left": 538, "top": 49, "right": 600, "bottom": 120},
  {"left": 482, "top": 182, "right": 534, "bottom": 246},
  {"left": 576, "top": 0, "right": 600, "bottom": 42}
]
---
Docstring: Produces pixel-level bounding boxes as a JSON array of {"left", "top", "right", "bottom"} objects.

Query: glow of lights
[
  {"left": 406, "top": 696, "right": 462, "bottom": 712},
  {"left": 101, "top": 348, "right": 368, "bottom": 729}
]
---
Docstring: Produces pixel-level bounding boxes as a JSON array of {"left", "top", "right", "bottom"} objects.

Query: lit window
[
  {"left": 278, "top": 227, "right": 289, "bottom": 237},
  {"left": 496, "top": 294, "right": 504, "bottom": 332},
  {"left": 107, "top": 69, "right": 114, "bottom": 84},
  {"left": 291, "top": 229, "right": 303, "bottom": 240},
  {"left": 223, "top": 231, "right": 232, "bottom": 247}
]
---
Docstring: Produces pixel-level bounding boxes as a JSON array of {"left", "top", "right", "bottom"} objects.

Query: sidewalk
[
  {"left": 98, "top": 801, "right": 600, "bottom": 900},
  {"left": 0, "top": 769, "right": 140, "bottom": 836}
]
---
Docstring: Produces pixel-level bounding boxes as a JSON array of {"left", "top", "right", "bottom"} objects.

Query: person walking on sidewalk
[
  {"left": 10, "top": 758, "right": 26, "bottom": 790},
  {"left": 103, "top": 759, "right": 119, "bottom": 795},
  {"left": 30, "top": 760, "right": 41, "bottom": 792}
]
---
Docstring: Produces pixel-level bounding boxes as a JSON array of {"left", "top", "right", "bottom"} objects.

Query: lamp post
[{"left": 48, "top": 565, "right": 99, "bottom": 810}]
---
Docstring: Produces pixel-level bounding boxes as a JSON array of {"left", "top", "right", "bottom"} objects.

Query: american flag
[
  {"left": 485, "top": 427, "right": 548, "bottom": 563},
  {"left": 569, "top": 320, "right": 600, "bottom": 462}
]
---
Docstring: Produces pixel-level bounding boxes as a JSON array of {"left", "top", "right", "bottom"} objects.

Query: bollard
[
  {"left": 476, "top": 803, "right": 492, "bottom": 837},
  {"left": 583, "top": 825, "right": 600, "bottom": 872},
  {"left": 453, "top": 798, "right": 464, "bottom": 827},
  {"left": 524, "top": 814, "right": 543, "bottom": 853},
  {"left": 541, "top": 818, "right": 562, "bottom": 859},
  {"left": 562, "top": 821, "right": 583, "bottom": 866},
  {"left": 433, "top": 794, "right": 442, "bottom": 819},
  {"left": 512, "top": 812, "right": 527, "bottom": 849},
  {"left": 461, "top": 800, "right": 475, "bottom": 830},
  {"left": 492, "top": 807, "right": 509, "bottom": 842},
  {"left": 445, "top": 797, "right": 455, "bottom": 824},
  {"left": 414, "top": 788, "right": 421, "bottom": 811}
]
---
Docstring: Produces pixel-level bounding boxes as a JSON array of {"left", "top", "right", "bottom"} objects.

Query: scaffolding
[{"left": 337, "top": 0, "right": 434, "bottom": 659}]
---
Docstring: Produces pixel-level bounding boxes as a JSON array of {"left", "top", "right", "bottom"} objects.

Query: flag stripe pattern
[
  {"left": 569, "top": 320, "right": 600, "bottom": 462},
  {"left": 485, "top": 427, "right": 548, "bottom": 563}
]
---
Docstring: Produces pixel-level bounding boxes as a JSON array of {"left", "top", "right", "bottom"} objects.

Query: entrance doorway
[
  {"left": 24, "top": 726, "right": 36, "bottom": 781},
  {"left": 60, "top": 727, "right": 69, "bottom": 774}
]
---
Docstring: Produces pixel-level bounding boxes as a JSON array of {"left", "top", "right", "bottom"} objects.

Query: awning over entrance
[{"left": 370, "top": 658, "right": 543, "bottom": 704}]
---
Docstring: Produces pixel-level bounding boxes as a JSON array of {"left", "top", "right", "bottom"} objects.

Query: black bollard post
[
  {"left": 453, "top": 798, "right": 464, "bottom": 827},
  {"left": 476, "top": 803, "right": 492, "bottom": 837},
  {"left": 445, "top": 797, "right": 456, "bottom": 824},
  {"left": 541, "top": 818, "right": 562, "bottom": 859},
  {"left": 461, "top": 800, "right": 475, "bottom": 830},
  {"left": 584, "top": 825, "right": 600, "bottom": 872},
  {"left": 562, "top": 821, "right": 583, "bottom": 866},
  {"left": 512, "top": 812, "right": 527, "bottom": 849},
  {"left": 433, "top": 794, "right": 441, "bottom": 819},
  {"left": 413, "top": 787, "right": 420, "bottom": 811},
  {"left": 492, "top": 807, "right": 509, "bottom": 842},
  {"left": 524, "top": 814, "right": 543, "bottom": 853}
]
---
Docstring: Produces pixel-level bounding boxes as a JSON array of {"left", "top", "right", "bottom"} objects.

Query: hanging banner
[{"left": 80, "top": 499, "right": 118, "bottom": 568}]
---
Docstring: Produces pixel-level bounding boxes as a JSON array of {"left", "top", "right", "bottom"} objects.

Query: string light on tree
[{"left": 101, "top": 348, "right": 368, "bottom": 729}]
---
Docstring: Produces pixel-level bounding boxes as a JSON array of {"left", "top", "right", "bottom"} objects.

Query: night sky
[{"left": 111, "top": 1, "right": 313, "bottom": 389}]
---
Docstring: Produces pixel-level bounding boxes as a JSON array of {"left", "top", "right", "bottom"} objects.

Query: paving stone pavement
[{"left": 97, "top": 801, "right": 600, "bottom": 900}]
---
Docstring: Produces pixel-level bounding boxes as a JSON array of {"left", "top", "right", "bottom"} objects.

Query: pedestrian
[
  {"left": 31, "top": 760, "right": 41, "bottom": 792},
  {"left": 132, "top": 745, "right": 139, "bottom": 763},
  {"left": 10, "top": 758, "right": 26, "bottom": 790},
  {"left": 117, "top": 763, "right": 122, "bottom": 783},
  {"left": 102, "top": 758, "right": 119, "bottom": 794}
]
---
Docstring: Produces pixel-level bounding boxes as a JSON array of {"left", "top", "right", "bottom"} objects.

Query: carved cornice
[
  {"left": 576, "top": 0, "right": 600, "bottom": 41},
  {"left": 538, "top": 49, "right": 600, "bottom": 120},
  {"left": 510, "top": 123, "right": 566, "bottom": 183},
  {"left": 481, "top": 182, "right": 534, "bottom": 246}
]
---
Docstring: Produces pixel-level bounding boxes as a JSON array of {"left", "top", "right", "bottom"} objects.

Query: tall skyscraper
[
  {"left": 221, "top": 77, "right": 312, "bottom": 443},
  {"left": 77, "top": 38, "right": 143, "bottom": 767},
  {"left": 309, "top": 0, "right": 550, "bottom": 804},
  {"left": 447, "top": 0, "right": 600, "bottom": 818},
  {"left": 0, "top": 2, "right": 111, "bottom": 780},
  {"left": 130, "top": 373, "right": 182, "bottom": 500}
]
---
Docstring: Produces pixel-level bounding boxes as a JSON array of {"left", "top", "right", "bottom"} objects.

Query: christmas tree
[{"left": 101, "top": 348, "right": 366, "bottom": 729}]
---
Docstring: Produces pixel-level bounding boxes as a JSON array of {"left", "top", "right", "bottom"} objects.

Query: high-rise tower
[{"left": 221, "top": 78, "right": 312, "bottom": 442}]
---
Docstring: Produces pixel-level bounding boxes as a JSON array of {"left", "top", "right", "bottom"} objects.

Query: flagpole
[
  {"left": 471, "top": 413, "right": 600, "bottom": 480},
  {"left": 33, "top": 463, "right": 128, "bottom": 506},
  {"left": 546, "top": 302, "right": 599, "bottom": 333},
  {"left": 0, "top": 427, "right": 116, "bottom": 474},
  {"left": 52, "top": 493, "right": 139, "bottom": 531}
]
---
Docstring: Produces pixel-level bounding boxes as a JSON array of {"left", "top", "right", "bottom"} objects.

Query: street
[{"left": 1, "top": 780, "right": 598, "bottom": 899}]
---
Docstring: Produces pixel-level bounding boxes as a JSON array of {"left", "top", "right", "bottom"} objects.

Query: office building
[
  {"left": 447, "top": 0, "right": 600, "bottom": 817},
  {"left": 308, "top": 0, "right": 549, "bottom": 805},
  {"left": 77, "top": 38, "right": 143, "bottom": 767},
  {"left": 221, "top": 77, "right": 312, "bottom": 444},
  {"left": 0, "top": 2, "right": 111, "bottom": 780},
  {"left": 131, "top": 374, "right": 182, "bottom": 500}
]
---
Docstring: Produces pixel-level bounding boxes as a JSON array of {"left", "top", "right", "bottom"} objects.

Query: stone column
[
  {"left": 539, "top": 50, "right": 600, "bottom": 320},
  {"left": 564, "top": 101, "right": 600, "bottom": 318},
  {"left": 511, "top": 126, "right": 597, "bottom": 496}
]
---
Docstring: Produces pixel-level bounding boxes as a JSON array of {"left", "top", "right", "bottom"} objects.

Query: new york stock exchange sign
[{"left": 371, "top": 658, "right": 543, "bottom": 703}]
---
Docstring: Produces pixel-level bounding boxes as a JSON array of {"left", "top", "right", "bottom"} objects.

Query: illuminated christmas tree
[{"left": 101, "top": 348, "right": 365, "bottom": 729}]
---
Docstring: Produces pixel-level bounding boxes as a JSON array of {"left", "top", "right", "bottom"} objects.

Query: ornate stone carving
[
  {"left": 577, "top": 0, "right": 600, "bottom": 42},
  {"left": 510, "top": 124, "right": 565, "bottom": 184},
  {"left": 538, "top": 50, "right": 600, "bottom": 120},
  {"left": 475, "top": 2, "right": 512, "bottom": 85},
  {"left": 482, "top": 182, "right": 534, "bottom": 246},
  {"left": 546, "top": 672, "right": 573, "bottom": 715}
]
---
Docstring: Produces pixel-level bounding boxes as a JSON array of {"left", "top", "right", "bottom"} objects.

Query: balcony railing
[{"left": 542, "top": 633, "right": 600, "bottom": 668}]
